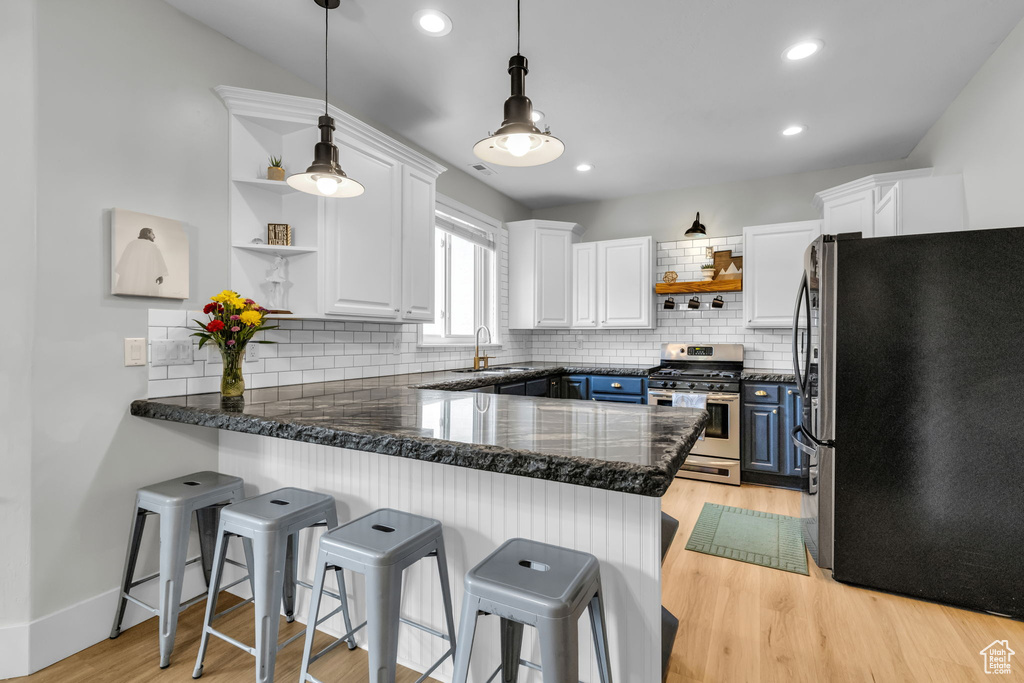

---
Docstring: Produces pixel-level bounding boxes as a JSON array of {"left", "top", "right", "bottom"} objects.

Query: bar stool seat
[
  {"left": 299, "top": 508, "right": 457, "bottom": 683},
  {"left": 193, "top": 487, "right": 348, "bottom": 683},
  {"left": 110, "top": 470, "right": 245, "bottom": 669},
  {"left": 451, "top": 538, "right": 613, "bottom": 683}
]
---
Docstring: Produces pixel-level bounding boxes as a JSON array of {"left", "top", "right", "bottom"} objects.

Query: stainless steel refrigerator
[{"left": 791, "top": 227, "right": 1023, "bottom": 620}]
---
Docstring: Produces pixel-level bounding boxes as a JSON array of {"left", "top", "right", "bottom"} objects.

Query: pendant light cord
[
  {"left": 324, "top": 0, "right": 329, "bottom": 115},
  {"left": 516, "top": 0, "right": 521, "bottom": 55}
]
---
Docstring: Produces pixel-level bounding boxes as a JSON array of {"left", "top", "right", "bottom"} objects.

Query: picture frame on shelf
[{"left": 267, "top": 223, "right": 292, "bottom": 246}]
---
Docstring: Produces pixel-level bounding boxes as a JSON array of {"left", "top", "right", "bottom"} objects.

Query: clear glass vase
[{"left": 219, "top": 346, "right": 245, "bottom": 398}]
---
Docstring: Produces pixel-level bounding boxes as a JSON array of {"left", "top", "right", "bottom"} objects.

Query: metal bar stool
[
  {"left": 298, "top": 508, "right": 457, "bottom": 683},
  {"left": 109, "top": 470, "right": 247, "bottom": 669},
  {"left": 451, "top": 538, "right": 613, "bottom": 683},
  {"left": 193, "top": 487, "right": 349, "bottom": 683}
]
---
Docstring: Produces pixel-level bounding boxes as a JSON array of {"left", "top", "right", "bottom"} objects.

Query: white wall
[
  {"left": 0, "top": 0, "right": 36, "bottom": 672},
  {"left": 907, "top": 17, "right": 1024, "bottom": 229},
  {"left": 11, "top": 0, "right": 530, "bottom": 675},
  {"left": 533, "top": 159, "right": 908, "bottom": 243}
]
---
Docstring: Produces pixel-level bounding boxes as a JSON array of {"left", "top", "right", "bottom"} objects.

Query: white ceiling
[{"left": 165, "top": 0, "right": 1024, "bottom": 209}]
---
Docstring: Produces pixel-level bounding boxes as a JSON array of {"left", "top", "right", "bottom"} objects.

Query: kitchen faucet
[{"left": 474, "top": 325, "right": 494, "bottom": 370}]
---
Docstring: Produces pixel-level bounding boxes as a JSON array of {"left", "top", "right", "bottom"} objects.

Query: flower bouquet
[{"left": 192, "top": 290, "right": 277, "bottom": 400}]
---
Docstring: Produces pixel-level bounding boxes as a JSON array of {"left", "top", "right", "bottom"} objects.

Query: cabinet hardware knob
[
  {"left": 772, "top": 409, "right": 778, "bottom": 414},
  {"left": 787, "top": 389, "right": 793, "bottom": 395},
  {"left": 406, "top": 310, "right": 411, "bottom": 314},
  {"left": 394, "top": 308, "right": 399, "bottom": 312},
  {"left": 611, "top": 383, "right": 622, "bottom": 389},
  {"left": 755, "top": 390, "right": 768, "bottom": 397}
]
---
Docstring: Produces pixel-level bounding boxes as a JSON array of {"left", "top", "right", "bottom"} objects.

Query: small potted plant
[
  {"left": 267, "top": 155, "right": 285, "bottom": 181},
  {"left": 192, "top": 290, "right": 277, "bottom": 404},
  {"left": 700, "top": 262, "right": 716, "bottom": 281}
]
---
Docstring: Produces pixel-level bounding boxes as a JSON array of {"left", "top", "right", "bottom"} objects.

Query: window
[{"left": 421, "top": 210, "right": 497, "bottom": 345}]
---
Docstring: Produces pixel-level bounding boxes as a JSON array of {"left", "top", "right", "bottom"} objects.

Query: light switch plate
[
  {"left": 124, "top": 338, "right": 146, "bottom": 367},
  {"left": 151, "top": 338, "right": 194, "bottom": 366}
]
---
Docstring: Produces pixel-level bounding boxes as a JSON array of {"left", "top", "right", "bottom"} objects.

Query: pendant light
[
  {"left": 473, "top": 0, "right": 564, "bottom": 167},
  {"left": 685, "top": 212, "right": 706, "bottom": 237},
  {"left": 287, "top": 0, "right": 364, "bottom": 198}
]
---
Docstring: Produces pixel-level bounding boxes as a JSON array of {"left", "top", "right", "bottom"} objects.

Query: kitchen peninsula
[{"left": 131, "top": 364, "right": 708, "bottom": 682}]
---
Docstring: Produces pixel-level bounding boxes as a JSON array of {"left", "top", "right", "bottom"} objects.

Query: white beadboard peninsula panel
[{"left": 219, "top": 431, "right": 662, "bottom": 683}]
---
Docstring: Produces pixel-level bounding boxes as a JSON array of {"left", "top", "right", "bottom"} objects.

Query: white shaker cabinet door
[
  {"left": 597, "top": 237, "right": 653, "bottom": 328},
  {"left": 572, "top": 242, "right": 598, "bottom": 328},
  {"left": 324, "top": 135, "right": 402, "bottom": 320},
  {"left": 400, "top": 166, "right": 436, "bottom": 322},
  {"left": 534, "top": 228, "right": 573, "bottom": 328},
  {"left": 743, "top": 220, "right": 822, "bottom": 328},
  {"left": 822, "top": 188, "right": 874, "bottom": 237}
]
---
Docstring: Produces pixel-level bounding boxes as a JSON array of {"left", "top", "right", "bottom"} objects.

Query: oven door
[{"left": 646, "top": 390, "right": 740, "bottom": 459}]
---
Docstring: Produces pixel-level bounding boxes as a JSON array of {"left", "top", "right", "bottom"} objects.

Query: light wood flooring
[{"left": 19, "top": 479, "right": 1024, "bottom": 682}]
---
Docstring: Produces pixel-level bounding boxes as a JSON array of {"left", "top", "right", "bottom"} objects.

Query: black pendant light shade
[
  {"left": 685, "top": 212, "right": 706, "bottom": 237},
  {"left": 287, "top": 0, "right": 364, "bottom": 198},
  {"left": 474, "top": 1, "right": 563, "bottom": 167}
]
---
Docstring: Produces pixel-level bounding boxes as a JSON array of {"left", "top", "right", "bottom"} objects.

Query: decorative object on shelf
[
  {"left": 687, "top": 295, "right": 701, "bottom": 309},
  {"left": 250, "top": 237, "right": 265, "bottom": 244},
  {"left": 700, "top": 262, "right": 716, "bottom": 281},
  {"left": 662, "top": 270, "right": 678, "bottom": 284},
  {"left": 663, "top": 297, "right": 676, "bottom": 310},
  {"left": 111, "top": 208, "right": 189, "bottom": 299},
  {"left": 711, "top": 295, "right": 725, "bottom": 309},
  {"left": 267, "top": 223, "right": 292, "bottom": 246},
  {"left": 685, "top": 212, "right": 706, "bottom": 237},
  {"left": 712, "top": 250, "right": 743, "bottom": 281},
  {"left": 191, "top": 290, "right": 277, "bottom": 404},
  {"left": 267, "top": 155, "right": 285, "bottom": 181},
  {"left": 286, "top": 0, "right": 365, "bottom": 198},
  {"left": 473, "top": 0, "right": 564, "bottom": 167},
  {"left": 265, "top": 256, "right": 288, "bottom": 311}
]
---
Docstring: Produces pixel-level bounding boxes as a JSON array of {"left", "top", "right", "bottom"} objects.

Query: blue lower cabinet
[
  {"left": 560, "top": 375, "right": 590, "bottom": 400},
  {"left": 742, "top": 403, "right": 781, "bottom": 473},
  {"left": 590, "top": 393, "right": 644, "bottom": 404}
]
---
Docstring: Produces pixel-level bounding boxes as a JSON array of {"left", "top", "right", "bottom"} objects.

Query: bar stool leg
[
  {"left": 332, "top": 564, "right": 358, "bottom": 650},
  {"left": 253, "top": 531, "right": 289, "bottom": 683},
  {"left": 499, "top": 618, "right": 524, "bottom": 683},
  {"left": 588, "top": 583, "right": 613, "bottom": 683},
  {"left": 365, "top": 565, "right": 403, "bottom": 683},
  {"left": 241, "top": 536, "right": 257, "bottom": 598},
  {"left": 158, "top": 506, "right": 192, "bottom": 668},
  {"left": 450, "top": 597, "right": 481, "bottom": 683},
  {"left": 537, "top": 617, "right": 579, "bottom": 683},
  {"left": 299, "top": 549, "right": 330, "bottom": 683},
  {"left": 193, "top": 528, "right": 230, "bottom": 679},
  {"left": 283, "top": 532, "right": 299, "bottom": 623},
  {"left": 110, "top": 503, "right": 148, "bottom": 639},
  {"left": 433, "top": 539, "right": 458, "bottom": 654},
  {"left": 195, "top": 506, "right": 220, "bottom": 587}
]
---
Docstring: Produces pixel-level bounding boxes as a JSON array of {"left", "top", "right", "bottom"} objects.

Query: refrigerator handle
[
  {"left": 791, "top": 271, "right": 808, "bottom": 395},
  {"left": 793, "top": 422, "right": 834, "bottom": 450}
]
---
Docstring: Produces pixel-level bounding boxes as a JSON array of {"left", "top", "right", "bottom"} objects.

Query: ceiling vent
[{"left": 468, "top": 162, "right": 497, "bottom": 176}]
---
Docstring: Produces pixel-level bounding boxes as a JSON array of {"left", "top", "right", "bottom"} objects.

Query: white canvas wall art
[{"left": 111, "top": 208, "right": 189, "bottom": 299}]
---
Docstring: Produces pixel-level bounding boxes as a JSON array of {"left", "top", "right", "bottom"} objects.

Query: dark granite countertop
[
  {"left": 740, "top": 369, "right": 797, "bottom": 383},
  {"left": 131, "top": 363, "right": 705, "bottom": 497}
]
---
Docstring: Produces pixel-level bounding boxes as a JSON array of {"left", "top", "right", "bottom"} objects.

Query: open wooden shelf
[{"left": 655, "top": 279, "right": 742, "bottom": 294}]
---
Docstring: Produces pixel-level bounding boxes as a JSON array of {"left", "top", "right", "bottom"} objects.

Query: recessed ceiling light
[
  {"left": 782, "top": 125, "right": 806, "bottom": 136},
  {"left": 576, "top": 163, "right": 593, "bottom": 172},
  {"left": 414, "top": 9, "right": 452, "bottom": 36},
  {"left": 531, "top": 110, "right": 545, "bottom": 123},
  {"left": 784, "top": 40, "right": 823, "bottom": 61}
]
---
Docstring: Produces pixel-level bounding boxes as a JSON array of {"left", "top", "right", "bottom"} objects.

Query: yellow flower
[
  {"left": 227, "top": 297, "right": 247, "bottom": 309},
  {"left": 239, "top": 310, "right": 263, "bottom": 326},
  {"left": 211, "top": 289, "right": 240, "bottom": 304}
]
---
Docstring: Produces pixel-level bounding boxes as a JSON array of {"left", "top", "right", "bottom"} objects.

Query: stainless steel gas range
[{"left": 648, "top": 343, "right": 743, "bottom": 486}]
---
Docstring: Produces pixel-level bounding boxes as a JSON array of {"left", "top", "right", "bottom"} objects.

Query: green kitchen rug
[{"left": 685, "top": 503, "right": 808, "bottom": 575}]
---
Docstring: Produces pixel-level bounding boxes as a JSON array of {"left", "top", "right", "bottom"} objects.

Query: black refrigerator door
[{"left": 833, "top": 227, "right": 1024, "bottom": 620}]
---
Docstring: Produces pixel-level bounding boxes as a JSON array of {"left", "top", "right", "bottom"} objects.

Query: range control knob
[
  {"left": 668, "top": 381, "right": 677, "bottom": 388},
  {"left": 687, "top": 382, "right": 696, "bottom": 389}
]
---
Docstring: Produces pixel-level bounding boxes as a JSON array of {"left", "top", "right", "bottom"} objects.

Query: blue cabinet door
[
  {"left": 742, "top": 403, "right": 781, "bottom": 474},
  {"left": 560, "top": 376, "right": 590, "bottom": 400},
  {"left": 782, "top": 384, "right": 804, "bottom": 477}
]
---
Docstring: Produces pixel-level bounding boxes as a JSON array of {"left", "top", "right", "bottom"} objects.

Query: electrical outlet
[
  {"left": 245, "top": 344, "right": 259, "bottom": 362},
  {"left": 124, "top": 338, "right": 146, "bottom": 367},
  {"left": 151, "top": 339, "right": 193, "bottom": 366},
  {"left": 577, "top": 335, "right": 584, "bottom": 350}
]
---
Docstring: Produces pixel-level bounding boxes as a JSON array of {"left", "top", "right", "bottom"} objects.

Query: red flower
[
  {"left": 203, "top": 302, "right": 218, "bottom": 314},
  {"left": 206, "top": 320, "right": 225, "bottom": 332}
]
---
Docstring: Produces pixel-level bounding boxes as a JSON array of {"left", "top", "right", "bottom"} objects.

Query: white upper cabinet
[
  {"left": 571, "top": 243, "right": 598, "bottom": 328},
  {"left": 217, "top": 86, "right": 444, "bottom": 322},
  {"left": 743, "top": 220, "right": 822, "bottom": 328},
  {"left": 508, "top": 220, "right": 581, "bottom": 329},
  {"left": 597, "top": 237, "right": 654, "bottom": 329},
  {"left": 815, "top": 168, "right": 965, "bottom": 238}
]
